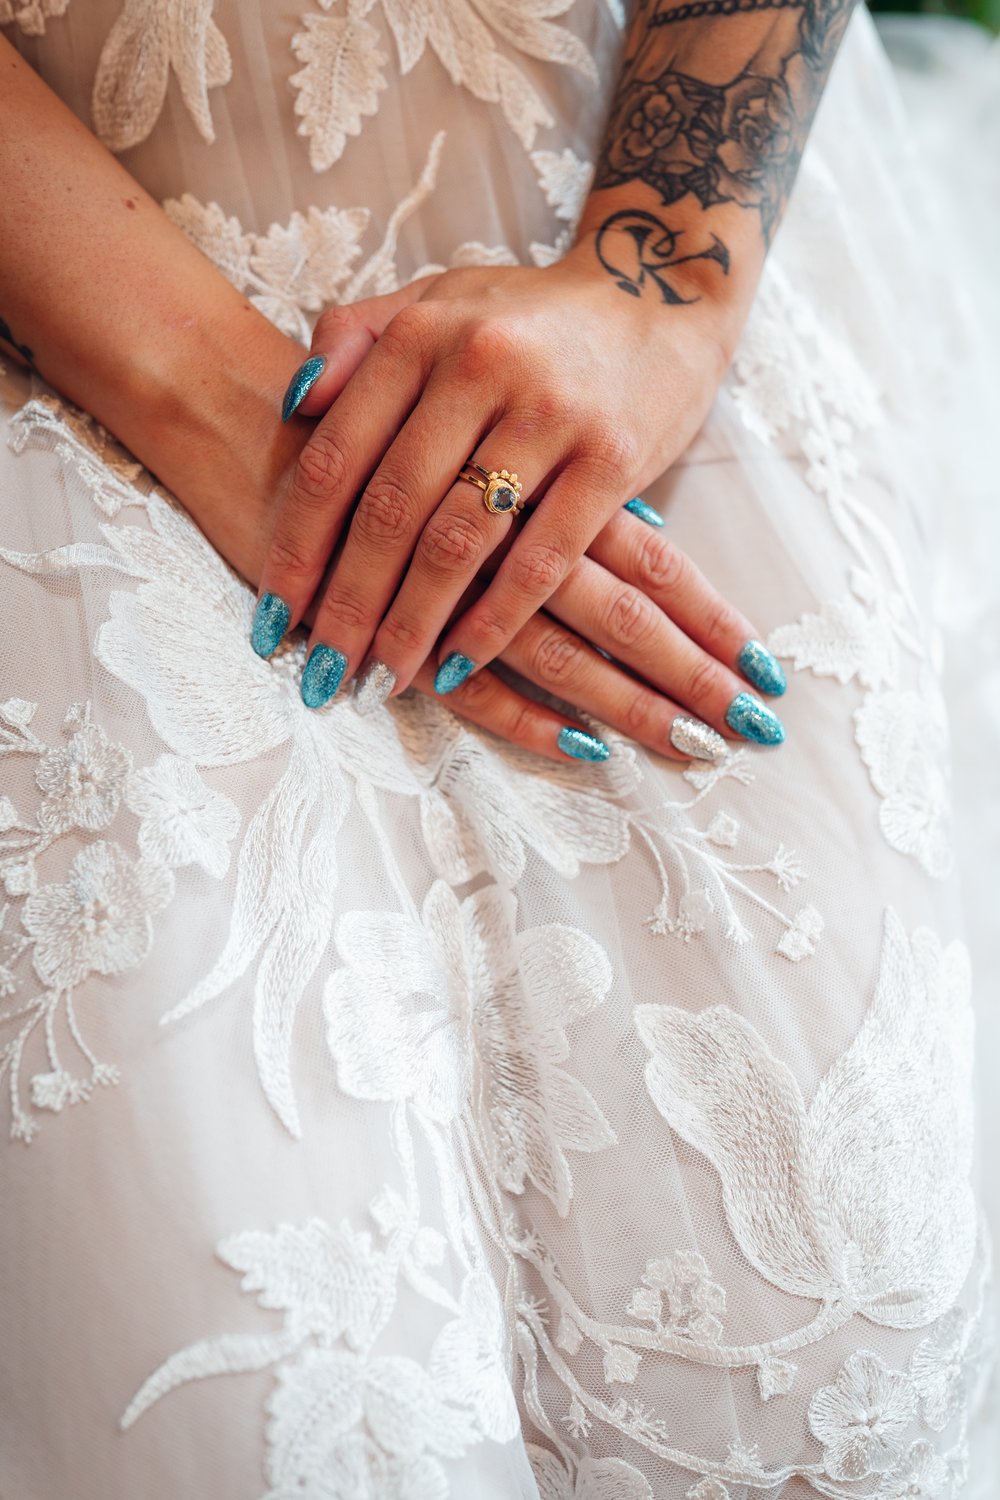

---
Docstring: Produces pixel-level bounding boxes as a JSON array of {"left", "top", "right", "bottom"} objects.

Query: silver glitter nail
[
  {"left": 669, "top": 715, "right": 728, "bottom": 762},
  {"left": 354, "top": 660, "right": 396, "bottom": 715}
]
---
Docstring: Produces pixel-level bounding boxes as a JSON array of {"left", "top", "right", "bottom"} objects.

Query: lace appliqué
[
  {"left": 0, "top": 700, "right": 240, "bottom": 1140},
  {"left": 507, "top": 907, "right": 982, "bottom": 1493},
  {"left": 121, "top": 1191, "right": 521, "bottom": 1496},
  {"left": 165, "top": 131, "right": 445, "bottom": 342},
  {"left": 0, "top": 0, "right": 67, "bottom": 34},
  {"left": 92, "top": 0, "right": 232, "bottom": 153},
  {"left": 731, "top": 260, "right": 954, "bottom": 879}
]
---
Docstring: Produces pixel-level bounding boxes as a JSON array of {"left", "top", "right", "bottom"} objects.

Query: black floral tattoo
[
  {"left": 0, "top": 315, "right": 36, "bottom": 370},
  {"left": 594, "top": 0, "right": 857, "bottom": 263}
]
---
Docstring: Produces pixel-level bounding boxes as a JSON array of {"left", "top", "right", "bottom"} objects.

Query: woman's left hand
[{"left": 251, "top": 244, "right": 733, "bottom": 706}]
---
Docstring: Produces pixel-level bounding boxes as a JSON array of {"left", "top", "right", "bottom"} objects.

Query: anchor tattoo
[{"left": 595, "top": 209, "right": 731, "bottom": 304}]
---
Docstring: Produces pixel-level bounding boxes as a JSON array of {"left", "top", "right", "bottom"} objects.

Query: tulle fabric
[{"left": 0, "top": 5, "right": 997, "bottom": 1497}]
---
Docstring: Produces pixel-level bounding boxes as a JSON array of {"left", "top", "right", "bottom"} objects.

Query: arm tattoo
[
  {"left": 593, "top": 0, "right": 856, "bottom": 298},
  {"left": 0, "top": 315, "right": 36, "bottom": 370}
]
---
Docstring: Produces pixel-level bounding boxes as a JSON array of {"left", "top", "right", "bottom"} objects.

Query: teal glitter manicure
[
  {"left": 281, "top": 355, "right": 326, "bottom": 422},
  {"left": 737, "top": 638, "right": 787, "bottom": 696},
  {"left": 725, "top": 692, "right": 785, "bottom": 745},
  {"left": 434, "top": 652, "right": 476, "bottom": 695},
  {"left": 557, "top": 727, "right": 611, "bottom": 762},
  {"left": 251, "top": 592, "right": 290, "bottom": 658},
  {"left": 623, "top": 497, "right": 664, "bottom": 528},
  {"left": 301, "top": 644, "right": 348, "bottom": 708}
]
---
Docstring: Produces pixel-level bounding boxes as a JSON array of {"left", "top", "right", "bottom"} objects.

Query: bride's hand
[
  {"left": 392, "top": 503, "right": 787, "bottom": 764},
  {"left": 251, "top": 249, "right": 783, "bottom": 733}
]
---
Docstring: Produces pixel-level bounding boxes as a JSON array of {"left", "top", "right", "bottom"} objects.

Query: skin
[
  {"left": 0, "top": 31, "right": 778, "bottom": 766},
  {"left": 268, "top": 0, "right": 856, "bottom": 721}
]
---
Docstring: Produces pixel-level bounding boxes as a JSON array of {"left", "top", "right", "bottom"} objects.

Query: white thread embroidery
[
  {"left": 92, "top": 0, "right": 232, "bottom": 152},
  {"left": 0, "top": 0, "right": 67, "bottom": 35}
]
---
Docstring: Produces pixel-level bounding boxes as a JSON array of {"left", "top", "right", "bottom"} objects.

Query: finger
[
  {"left": 409, "top": 658, "right": 611, "bottom": 766},
  {"left": 499, "top": 610, "right": 739, "bottom": 763},
  {"left": 302, "top": 378, "right": 495, "bottom": 706},
  {"left": 545, "top": 553, "right": 785, "bottom": 745},
  {"left": 590, "top": 506, "right": 788, "bottom": 697},
  {"left": 368, "top": 429, "right": 562, "bottom": 701},
  {"left": 432, "top": 454, "right": 615, "bottom": 691},
  {"left": 251, "top": 308, "right": 430, "bottom": 659},
  {"left": 280, "top": 277, "right": 442, "bottom": 422}
]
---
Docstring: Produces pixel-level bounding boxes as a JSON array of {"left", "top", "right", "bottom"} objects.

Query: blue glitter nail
[
  {"left": 557, "top": 726, "right": 611, "bottom": 762},
  {"left": 434, "top": 652, "right": 476, "bottom": 695},
  {"left": 737, "top": 638, "right": 787, "bottom": 696},
  {"left": 281, "top": 355, "right": 326, "bottom": 422},
  {"left": 623, "top": 497, "right": 664, "bottom": 528},
  {"left": 301, "top": 644, "right": 348, "bottom": 708},
  {"left": 251, "top": 592, "right": 290, "bottom": 658},
  {"left": 725, "top": 692, "right": 785, "bottom": 745}
]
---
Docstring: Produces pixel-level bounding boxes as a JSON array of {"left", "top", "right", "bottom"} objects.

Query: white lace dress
[{"left": 1, "top": 4, "right": 998, "bottom": 1498}]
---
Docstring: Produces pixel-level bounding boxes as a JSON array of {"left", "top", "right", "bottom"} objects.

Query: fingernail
[
  {"left": 434, "top": 652, "right": 476, "bottom": 695},
  {"left": 354, "top": 660, "right": 396, "bottom": 715},
  {"left": 669, "top": 716, "right": 727, "bottom": 762},
  {"left": 623, "top": 497, "right": 664, "bottom": 528},
  {"left": 725, "top": 692, "right": 785, "bottom": 745},
  {"left": 281, "top": 355, "right": 326, "bottom": 422},
  {"left": 251, "top": 592, "right": 290, "bottom": 658},
  {"left": 557, "top": 726, "right": 611, "bottom": 762},
  {"left": 737, "top": 638, "right": 786, "bottom": 696},
  {"left": 301, "top": 644, "right": 347, "bottom": 708}
]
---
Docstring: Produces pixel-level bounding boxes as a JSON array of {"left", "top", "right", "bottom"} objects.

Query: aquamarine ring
[{"left": 457, "top": 462, "right": 524, "bottom": 516}]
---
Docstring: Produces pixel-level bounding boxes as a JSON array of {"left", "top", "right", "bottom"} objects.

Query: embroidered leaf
[
  {"left": 290, "top": 14, "right": 389, "bottom": 172},
  {"left": 120, "top": 1329, "right": 299, "bottom": 1430},
  {"left": 768, "top": 595, "right": 897, "bottom": 689}
]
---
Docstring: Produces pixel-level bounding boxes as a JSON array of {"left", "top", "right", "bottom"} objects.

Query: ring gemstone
[{"left": 486, "top": 479, "right": 518, "bottom": 513}]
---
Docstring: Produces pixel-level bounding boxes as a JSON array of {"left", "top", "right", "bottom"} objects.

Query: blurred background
[{"left": 868, "top": 0, "right": 998, "bottom": 32}]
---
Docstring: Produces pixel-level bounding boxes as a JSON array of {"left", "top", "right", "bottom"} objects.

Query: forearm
[
  {"left": 572, "top": 0, "right": 856, "bottom": 344},
  {"left": 0, "top": 36, "right": 304, "bottom": 580}
]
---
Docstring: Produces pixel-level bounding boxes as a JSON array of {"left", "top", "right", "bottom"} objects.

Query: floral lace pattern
[{"left": 731, "top": 261, "right": 955, "bottom": 881}]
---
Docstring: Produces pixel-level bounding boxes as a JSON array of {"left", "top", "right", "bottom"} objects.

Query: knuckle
[
  {"left": 461, "top": 608, "right": 508, "bottom": 657},
  {"left": 294, "top": 433, "right": 350, "bottom": 510},
  {"left": 682, "top": 654, "right": 724, "bottom": 707},
  {"left": 581, "top": 425, "right": 637, "bottom": 476},
  {"left": 532, "top": 627, "right": 587, "bottom": 687},
  {"left": 418, "top": 512, "right": 486, "bottom": 573},
  {"left": 457, "top": 319, "right": 519, "bottom": 383},
  {"left": 702, "top": 596, "right": 741, "bottom": 643},
  {"left": 619, "top": 687, "right": 654, "bottom": 739},
  {"left": 450, "top": 666, "right": 494, "bottom": 712},
  {"left": 603, "top": 584, "right": 656, "bottom": 651},
  {"left": 636, "top": 533, "right": 688, "bottom": 596},
  {"left": 354, "top": 477, "right": 416, "bottom": 548},
  {"left": 317, "top": 587, "right": 372, "bottom": 636},
  {"left": 505, "top": 697, "right": 540, "bottom": 746},
  {"left": 314, "top": 304, "right": 359, "bottom": 342},
  {"left": 508, "top": 542, "right": 567, "bottom": 598},
  {"left": 267, "top": 534, "right": 314, "bottom": 582},
  {"left": 381, "top": 304, "right": 434, "bottom": 362},
  {"left": 379, "top": 613, "right": 426, "bottom": 655}
]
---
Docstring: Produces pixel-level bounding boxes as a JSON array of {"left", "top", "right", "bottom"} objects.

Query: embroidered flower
[
  {"left": 707, "top": 811, "right": 739, "bottom": 847},
  {"left": 126, "top": 754, "right": 239, "bottom": 878},
  {"left": 808, "top": 1351, "right": 917, "bottom": 1480},
  {"left": 686, "top": 1481, "right": 730, "bottom": 1500},
  {"left": 776, "top": 903, "right": 823, "bottom": 960},
  {"left": 36, "top": 717, "right": 131, "bottom": 833},
  {"left": 603, "top": 1344, "right": 642, "bottom": 1384},
  {"left": 325, "top": 881, "right": 615, "bottom": 1213},
  {"left": 626, "top": 1250, "right": 725, "bottom": 1343},
  {"left": 529, "top": 1445, "right": 655, "bottom": 1499},
  {"left": 873, "top": 1440, "right": 952, "bottom": 1500},
  {"left": 636, "top": 910, "right": 976, "bottom": 1325},
  {"left": 23, "top": 841, "right": 172, "bottom": 991},
  {"left": 909, "top": 1306, "right": 972, "bottom": 1431},
  {"left": 757, "top": 1357, "right": 797, "bottom": 1401},
  {"left": 0, "top": 796, "right": 18, "bottom": 832},
  {"left": 28, "top": 1069, "right": 74, "bottom": 1111}
]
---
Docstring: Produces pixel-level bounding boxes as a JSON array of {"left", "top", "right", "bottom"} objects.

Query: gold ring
[{"left": 457, "top": 462, "right": 524, "bottom": 516}]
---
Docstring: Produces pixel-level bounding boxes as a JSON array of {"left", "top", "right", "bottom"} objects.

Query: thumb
[{"left": 281, "top": 273, "right": 441, "bottom": 421}]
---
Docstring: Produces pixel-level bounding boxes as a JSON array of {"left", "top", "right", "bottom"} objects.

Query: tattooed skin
[
  {"left": 0, "top": 315, "right": 36, "bottom": 370},
  {"left": 592, "top": 0, "right": 857, "bottom": 298}
]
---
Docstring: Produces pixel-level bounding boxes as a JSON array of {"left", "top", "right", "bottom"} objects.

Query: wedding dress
[{"left": 1, "top": 3, "right": 998, "bottom": 1497}]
